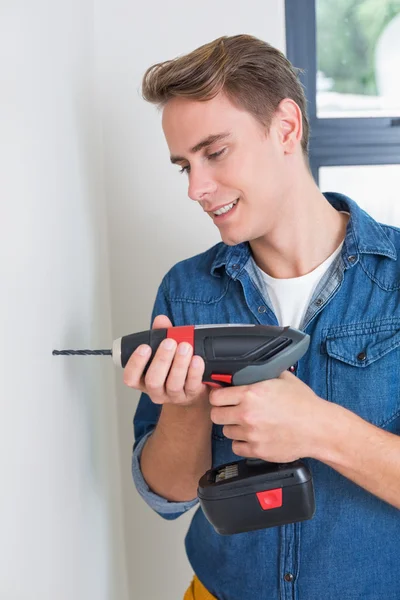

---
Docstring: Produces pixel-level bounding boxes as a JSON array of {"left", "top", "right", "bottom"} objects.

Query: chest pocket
[{"left": 324, "top": 322, "right": 400, "bottom": 429}]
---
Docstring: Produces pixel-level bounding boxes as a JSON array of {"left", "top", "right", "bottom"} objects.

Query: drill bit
[{"left": 52, "top": 349, "right": 112, "bottom": 356}]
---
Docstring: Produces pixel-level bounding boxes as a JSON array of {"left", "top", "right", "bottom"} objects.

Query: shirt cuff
[{"left": 132, "top": 430, "right": 199, "bottom": 519}]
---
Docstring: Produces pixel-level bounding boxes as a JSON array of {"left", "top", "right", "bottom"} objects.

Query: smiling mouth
[{"left": 211, "top": 198, "right": 239, "bottom": 218}]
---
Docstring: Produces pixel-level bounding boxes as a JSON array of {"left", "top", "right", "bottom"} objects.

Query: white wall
[
  {"left": 1, "top": 2, "right": 285, "bottom": 598},
  {"left": 0, "top": 2, "right": 128, "bottom": 599},
  {"left": 94, "top": 2, "right": 286, "bottom": 598}
]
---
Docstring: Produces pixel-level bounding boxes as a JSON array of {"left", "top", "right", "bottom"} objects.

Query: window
[{"left": 285, "top": 0, "right": 400, "bottom": 224}]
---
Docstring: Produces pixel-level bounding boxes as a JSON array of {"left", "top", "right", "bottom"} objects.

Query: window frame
[{"left": 285, "top": 0, "right": 400, "bottom": 183}]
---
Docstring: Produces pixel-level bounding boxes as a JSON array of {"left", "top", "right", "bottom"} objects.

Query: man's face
[{"left": 162, "top": 92, "right": 292, "bottom": 246}]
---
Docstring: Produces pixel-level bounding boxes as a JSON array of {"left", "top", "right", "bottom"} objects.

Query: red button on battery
[{"left": 256, "top": 488, "right": 282, "bottom": 510}]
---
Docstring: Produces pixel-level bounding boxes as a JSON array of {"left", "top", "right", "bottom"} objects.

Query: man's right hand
[{"left": 123, "top": 314, "right": 210, "bottom": 406}]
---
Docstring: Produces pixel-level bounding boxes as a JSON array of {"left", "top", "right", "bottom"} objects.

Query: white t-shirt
[{"left": 253, "top": 214, "right": 348, "bottom": 329}]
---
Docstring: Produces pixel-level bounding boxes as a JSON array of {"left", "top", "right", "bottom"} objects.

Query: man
[{"left": 125, "top": 35, "right": 400, "bottom": 600}]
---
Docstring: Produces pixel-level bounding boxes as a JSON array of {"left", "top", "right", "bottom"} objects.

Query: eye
[
  {"left": 178, "top": 148, "right": 226, "bottom": 175},
  {"left": 207, "top": 148, "right": 226, "bottom": 160}
]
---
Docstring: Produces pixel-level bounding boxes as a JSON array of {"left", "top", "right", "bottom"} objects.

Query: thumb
[{"left": 152, "top": 314, "right": 173, "bottom": 330}]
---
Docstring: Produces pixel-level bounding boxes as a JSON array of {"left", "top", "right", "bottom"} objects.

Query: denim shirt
[{"left": 132, "top": 192, "right": 400, "bottom": 600}]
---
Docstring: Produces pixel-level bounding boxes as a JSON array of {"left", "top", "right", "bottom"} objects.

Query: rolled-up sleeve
[
  {"left": 132, "top": 424, "right": 198, "bottom": 519},
  {"left": 131, "top": 275, "right": 199, "bottom": 519}
]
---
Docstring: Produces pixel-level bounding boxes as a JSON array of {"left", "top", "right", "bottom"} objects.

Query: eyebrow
[{"left": 170, "top": 132, "right": 231, "bottom": 164}]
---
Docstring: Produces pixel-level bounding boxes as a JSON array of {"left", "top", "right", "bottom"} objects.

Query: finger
[
  {"left": 210, "top": 405, "right": 241, "bottom": 425},
  {"left": 144, "top": 337, "right": 177, "bottom": 400},
  {"left": 209, "top": 387, "right": 242, "bottom": 407},
  {"left": 231, "top": 440, "right": 252, "bottom": 457},
  {"left": 184, "top": 355, "right": 206, "bottom": 397},
  {"left": 165, "top": 342, "right": 194, "bottom": 400},
  {"left": 152, "top": 314, "right": 173, "bottom": 330},
  {"left": 123, "top": 344, "right": 152, "bottom": 391},
  {"left": 279, "top": 369, "right": 294, "bottom": 381},
  {"left": 222, "top": 425, "right": 246, "bottom": 441}
]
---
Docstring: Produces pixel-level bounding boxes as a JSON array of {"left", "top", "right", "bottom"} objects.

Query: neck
[{"left": 250, "top": 174, "right": 349, "bottom": 279}]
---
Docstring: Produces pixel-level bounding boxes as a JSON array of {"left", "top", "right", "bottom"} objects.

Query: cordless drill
[{"left": 53, "top": 323, "right": 315, "bottom": 535}]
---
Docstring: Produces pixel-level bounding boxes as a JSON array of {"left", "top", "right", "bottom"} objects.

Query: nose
[{"left": 187, "top": 166, "right": 217, "bottom": 202}]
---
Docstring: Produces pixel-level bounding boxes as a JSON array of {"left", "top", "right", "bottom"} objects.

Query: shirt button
[
  {"left": 348, "top": 255, "right": 356, "bottom": 263},
  {"left": 232, "top": 263, "right": 240, "bottom": 270},
  {"left": 284, "top": 573, "right": 294, "bottom": 582},
  {"left": 289, "top": 365, "right": 296, "bottom": 373},
  {"left": 357, "top": 351, "right": 367, "bottom": 361},
  {"left": 258, "top": 305, "right": 266, "bottom": 313},
  {"left": 315, "top": 298, "right": 323, "bottom": 307}
]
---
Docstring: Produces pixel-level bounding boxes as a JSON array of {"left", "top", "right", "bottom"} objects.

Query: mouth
[{"left": 211, "top": 198, "right": 240, "bottom": 222}]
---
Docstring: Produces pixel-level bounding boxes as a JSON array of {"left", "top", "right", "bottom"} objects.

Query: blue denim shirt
[{"left": 132, "top": 192, "right": 400, "bottom": 600}]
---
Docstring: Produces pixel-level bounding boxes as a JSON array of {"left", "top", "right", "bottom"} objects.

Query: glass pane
[
  {"left": 319, "top": 165, "right": 400, "bottom": 226},
  {"left": 316, "top": 0, "right": 400, "bottom": 118}
]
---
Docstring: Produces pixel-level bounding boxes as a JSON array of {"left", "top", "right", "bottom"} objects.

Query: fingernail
[
  {"left": 162, "top": 338, "right": 175, "bottom": 350},
  {"left": 137, "top": 345, "right": 150, "bottom": 356},
  {"left": 192, "top": 356, "right": 202, "bottom": 368},
  {"left": 178, "top": 342, "right": 190, "bottom": 355}
]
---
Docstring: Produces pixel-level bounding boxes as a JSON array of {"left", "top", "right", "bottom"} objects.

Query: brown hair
[{"left": 141, "top": 34, "right": 310, "bottom": 155}]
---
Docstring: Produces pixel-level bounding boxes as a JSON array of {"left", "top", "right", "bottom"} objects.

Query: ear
[{"left": 273, "top": 98, "right": 303, "bottom": 155}]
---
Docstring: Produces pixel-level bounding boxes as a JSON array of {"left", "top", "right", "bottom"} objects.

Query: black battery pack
[{"left": 198, "top": 458, "right": 315, "bottom": 535}]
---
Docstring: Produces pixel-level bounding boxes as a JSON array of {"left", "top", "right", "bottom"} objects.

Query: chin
[{"left": 220, "top": 232, "right": 248, "bottom": 247}]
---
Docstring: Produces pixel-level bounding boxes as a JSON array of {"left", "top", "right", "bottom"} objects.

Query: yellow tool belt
[{"left": 184, "top": 575, "right": 217, "bottom": 600}]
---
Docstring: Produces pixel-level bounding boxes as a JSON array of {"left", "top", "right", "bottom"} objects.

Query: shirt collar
[
  {"left": 210, "top": 192, "right": 396, "bottom": 277},
  {"left": 211, "top": 240, "right": 251, "bottom": 278},
  {"left": 325, "top": 192, "right": 396, "bottom": 261}
]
